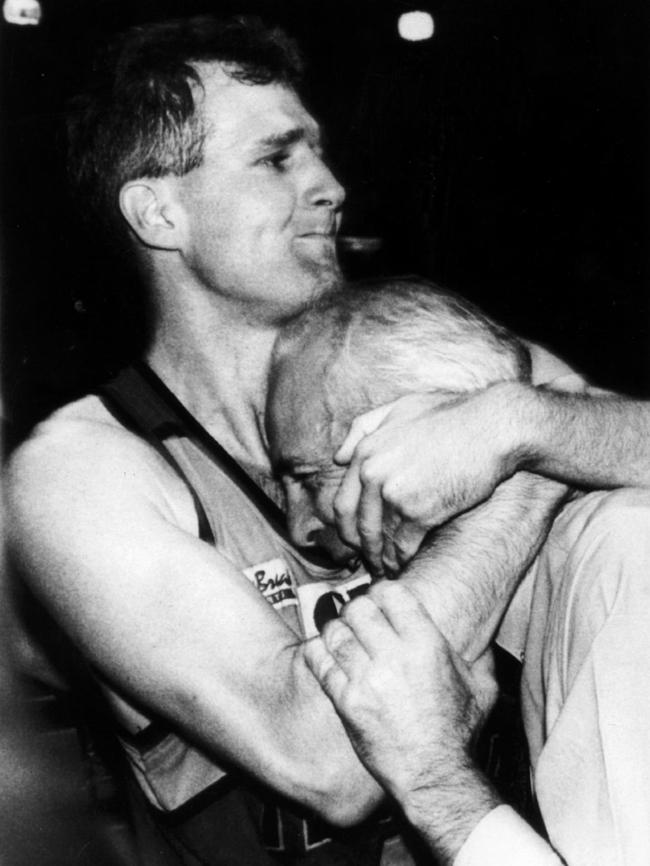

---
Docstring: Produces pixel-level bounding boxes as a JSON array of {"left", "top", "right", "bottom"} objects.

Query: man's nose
[
  {"left": 305, "top": 154, "right": 346, "bottom": 211},
  {"left": 286, "top": 498, "right": 324, "bottom": 548}
]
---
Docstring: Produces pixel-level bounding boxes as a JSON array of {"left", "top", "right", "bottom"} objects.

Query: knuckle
[
  {"left": 374, "top": 580, "right": 421, "bottom": 616},
  {"left": 355, "top": 440, "right": 375, "bottom": 463},
  {"left": 340, "top": 689, "right": 370, "bottom": 721},
  {"left": 358, "top": 462, "right": 381, "bottom": 487},
  {"left": 381, "top": 550, "right": 399, "bottom": 576},
  {"left": 395, "top": 528, "right": 426, "bottom": 561},
  {"left": 382, "top": 478, "right": 401, "bottom": 503},
  {"left": 321, "top": 616, "right": 347, "bottom": 646},
  {"left": 342, "top": 594, "right": 378, "bottom": 625},
  {"left": 366, "top": 665, "right": 396, "bottom": 696},
  {"left": 368, "top": 579, "right": 400, "bottom": 606},
  {"left": 400, "top": 501, "right": 422, "bottom": 522}
]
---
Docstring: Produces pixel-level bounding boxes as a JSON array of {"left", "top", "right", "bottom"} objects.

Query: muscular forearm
[
  {"left": 388, "top": 471, "right": 568, "bottom": 661},
  {"left": 515, "top": 385, "right": 650, "bottom": 489}
]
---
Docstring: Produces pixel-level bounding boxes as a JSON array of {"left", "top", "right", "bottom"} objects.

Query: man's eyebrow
[{"left": 253, "top": 126, "right": 321, "bottom": 152}]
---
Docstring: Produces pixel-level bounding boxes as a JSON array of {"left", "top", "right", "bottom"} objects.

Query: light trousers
[{"left": 519, "top": 489, "right": 650, "bottom": 866}]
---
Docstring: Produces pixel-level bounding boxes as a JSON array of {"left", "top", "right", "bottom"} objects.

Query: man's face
[
  {"left": 171, "top": 64, "right": 345, "bottom": 322},
  {"left": 268, "top": 356, "right": 358, "bottom": 566}
]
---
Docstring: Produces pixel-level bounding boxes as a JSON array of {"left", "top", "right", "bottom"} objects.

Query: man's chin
[
  {"left": 269, "top": 265, "right": 342, "bottom": 325},
  {"left": 297, "top": 250, "right": 343, "bottom": 292}
]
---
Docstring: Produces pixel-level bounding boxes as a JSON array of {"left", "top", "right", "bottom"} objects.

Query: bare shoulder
[{"left": 5, "top": 394, "right": 196, "bottom": 538}]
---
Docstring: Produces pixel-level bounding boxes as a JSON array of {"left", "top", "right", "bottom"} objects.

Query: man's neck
[{"left": 146, "top": 291, "right": 280, "bottom": 473}]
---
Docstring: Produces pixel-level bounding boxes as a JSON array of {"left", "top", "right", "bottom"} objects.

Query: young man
[
  {"left": 267, "top": 278, "right": 650, "bottom": 865},
  {"left": 7, "top": 17, "right": 388, "bottom": 865}
]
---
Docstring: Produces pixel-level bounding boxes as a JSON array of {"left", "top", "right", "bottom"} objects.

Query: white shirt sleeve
[
  {"left": 454, "top": 805, "right": 565, "bottom": 866},
  {"left": 524, "top": 340, "right": 578, "bottom": 386},
  {"left": 525, "top": 340, "right": 615, "bottom": 395}
]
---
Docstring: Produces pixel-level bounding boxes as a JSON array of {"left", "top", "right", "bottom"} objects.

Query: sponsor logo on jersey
[
  {"left": 297, "top": 571, "right": 372, "bottom": 638},
  {"left": 243, "top": 558, "right": 298, "bottom": 610}
]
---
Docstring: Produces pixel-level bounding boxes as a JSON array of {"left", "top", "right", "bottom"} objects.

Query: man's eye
[
  {"left": 291, "top": 471, "right": 320, "bottom": 492},
  {"left": 259, "top": 150, "right": 290, "bottom": 171}
]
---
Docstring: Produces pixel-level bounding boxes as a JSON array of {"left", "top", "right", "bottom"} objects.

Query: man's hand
[
  {"left": 303, "top": 582, "right": 498, "bottom": 804},
  {"left": 333, "top": 384, "right": 524, "bottom": 573}
]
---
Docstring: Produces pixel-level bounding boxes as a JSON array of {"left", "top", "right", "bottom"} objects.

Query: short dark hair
[{"left": 67, "top": 15, "right": 304, "bottom": 246}]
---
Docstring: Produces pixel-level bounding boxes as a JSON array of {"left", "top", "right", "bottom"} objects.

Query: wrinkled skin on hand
[
  {"left": 303, "top": 581, "right": 498, "bottom": 804},
  {"left": 333, "top": 385, "right": 520, "bottom": 575}
]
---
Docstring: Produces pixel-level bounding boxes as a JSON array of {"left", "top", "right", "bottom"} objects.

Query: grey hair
[{"left": 272, "top": 277, "right": 531, "bottom": 432}]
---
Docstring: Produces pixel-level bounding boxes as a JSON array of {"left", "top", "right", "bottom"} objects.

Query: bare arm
[
  {"left": 327, "top": 342, "right": 646, "bottom": 658},
  {"left": 334, "top": 383, "right": 649, "bottom": 554},
  {"left": 374, "top": 471, "right": 568, "bottom": 662},
  {"left": 516, "top": 384, "right": 650, "bottom": 488},
  {"left": 5, "top": 416, "right": 383, "bottom": 825}
]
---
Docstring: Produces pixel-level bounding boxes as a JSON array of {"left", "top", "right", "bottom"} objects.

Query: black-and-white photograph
[{"left": 1, "top": 1, "right": 648, "bottom": 864}]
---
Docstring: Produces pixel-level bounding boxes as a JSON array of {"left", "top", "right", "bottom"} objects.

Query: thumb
[{"left": 334, "top": 402, "right": 398, "bottom": 464}]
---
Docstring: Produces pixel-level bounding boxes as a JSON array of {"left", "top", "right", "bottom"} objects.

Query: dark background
[
  {"left": 0, "top": 5, "right": 648, "bottom": 862},
  {"left": 2, "top": 0, "right": 649, "bottom": 447}
]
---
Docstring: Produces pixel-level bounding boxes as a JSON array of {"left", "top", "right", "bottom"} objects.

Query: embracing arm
[
  {"left": 330, "top": 340, "right": 647, "bottom": 656},
  {"left": 510, "top": 383, "right": 650, "bottom": 489},
  {"left": 4, "top": 417, "right": 383, "bottom": 825},
  {"left": 334, "top": 383, "right": 649, "bottom": 545}
]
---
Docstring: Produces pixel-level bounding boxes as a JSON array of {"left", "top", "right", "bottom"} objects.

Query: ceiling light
[
  {"left": 3, "top": 0, "right": 42, "bottom": 25},
  {"left": 398, "top": 11, "right": 434, "bottom": 41}
]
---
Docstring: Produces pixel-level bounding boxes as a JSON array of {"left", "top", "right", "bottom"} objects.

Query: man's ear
[{"left": 119, "top": 179, "right": 184, "bottom": 251}]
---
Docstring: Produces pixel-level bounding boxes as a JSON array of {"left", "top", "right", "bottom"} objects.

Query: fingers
[
  {"left": 333, "top": 464, "right": 363, "bottom": 551},
  {"left": 336, "top": 460, "right": 417, "bottom": 578},
  {"left": 333, "top": 403, "right": 397, "bottom": 465},
  {"left": 369, "top": 510, "right": 427, "bottom": 576},
  {"left": 334, "top": 460, "right": 387, "bottom": 576},
  {"left": 303, "top": 637, "right": 348, "bottom": 704},
  {"left": 369, "top": 582, "right": 444, "bottom": 648},
  {"left": 320, "top": 617, "right": 370, "bottom": 676},
  {"left": 379, "top": 509, "right": 401, "bottom": 576},
  {"left": 333, "top": 403, "right": 401, "bottom": 574},
  {"left": 339, "top": 594, "right": 394, "bottom": 658},
  {"left": 389, "top": 521, "right": 428, "bottom": 570},
  {"left": 357, "top": 478, "right": 385, "bottom": 576}
]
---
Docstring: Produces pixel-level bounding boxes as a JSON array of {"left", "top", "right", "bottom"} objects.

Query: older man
[{"left": 267, "top": 277, "right": 650, "bottom": 866}]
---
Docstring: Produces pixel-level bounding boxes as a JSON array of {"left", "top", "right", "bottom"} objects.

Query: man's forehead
[
  {"left": 272, "top": 403, "right": 333, "bottom": 472},
  {"left": 269, "top": 364, "right": 332, "bottom": 465},
  {"left": 194, "top": 62, "right": 320, "bottom": 151}
]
